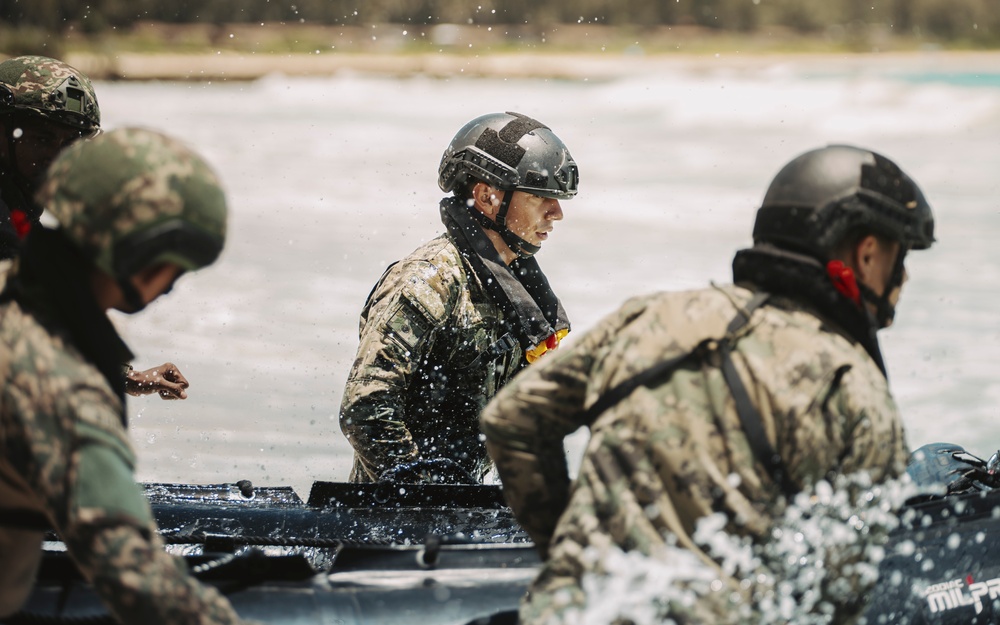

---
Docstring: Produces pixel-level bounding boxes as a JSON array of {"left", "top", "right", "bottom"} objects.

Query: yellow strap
[{"left": 525, "top": 328, "right": 570, "bottom": 363}]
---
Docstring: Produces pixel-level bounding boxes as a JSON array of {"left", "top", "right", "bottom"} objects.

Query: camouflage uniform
[
  {"left": 481, "top": 283, "right": 908, "bottom": 624},
  {"left": 0, "top": 55, "right": 100, "bottom": 258},
  {"left": 0, "top": 128, "right": 244, "bottom": 624},
  {"left": 341, "top": 111, "right": 577, "bottom": 485},
  {"left": 0, "top": 281, "right": 244, "bottom": 623},
  {"left": 340, "top": 233, "right": 526, "bottom": 483}
]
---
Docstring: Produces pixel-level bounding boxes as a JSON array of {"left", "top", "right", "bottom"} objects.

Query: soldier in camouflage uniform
[
  {"left": 0, "top": 55, "right": 100, "bottom": 258},
  {"left": 0, "top": 128, "right": 248, "bottom": 623},
  {"left": 1, "top": 55, "right": 194, "bottom": 400},
  {"left": 481, "top": 145, "right": 936, "bottom": 623},
  {"left": 340, "top": 112, "right": 580, "bottom": 484}
]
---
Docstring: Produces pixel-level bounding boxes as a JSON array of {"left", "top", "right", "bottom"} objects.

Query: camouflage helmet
[
  {"left": 752, "top": 144, "right": 935, "bottom": 259},
  {"left": 438, "top": 111, "right": 579, "bottom": 200},
  {"left": 36, "top": 127, "right": 227, "bottom": 285},
  {"left": 0, "top": 55, "right": 100, "bottom": 133}
]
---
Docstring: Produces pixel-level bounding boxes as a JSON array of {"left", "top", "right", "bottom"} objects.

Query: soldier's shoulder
[
  {"left": 1, "top": 302, "right": 119, "bottom": 414},
  {"left": 584, "top": 286, "right": 745, "bottom": 370},
  {"left": 401, "top": 235, "right": 464, "bottom": 275},
  {"left": 385, "top": 235, "right": 459, "bottom": 274},
  {"left": 618, "top": 284, "right": 751, "bottom": 329},
  {"left": 378, "top": 236, "right": 466, "bottom": 314},
  {"left": 749, "top": 293, "right": 885, "bottom": 380}
]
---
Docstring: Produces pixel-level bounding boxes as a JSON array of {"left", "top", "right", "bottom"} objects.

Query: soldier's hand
[{"left": 125, "top": 362, "right": 190, "bottom": 400}]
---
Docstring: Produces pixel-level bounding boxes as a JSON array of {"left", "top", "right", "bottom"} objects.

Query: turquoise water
[
  {"left": 896, "top": 71, "right": 1000, "bottom": 88},
  {"left": 89, "top": 56, "right": 1000, "bottom": 495}
]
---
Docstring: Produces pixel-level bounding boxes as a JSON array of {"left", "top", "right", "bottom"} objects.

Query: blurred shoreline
[{"left": 61, "top": 49, "right": 1000, "bottom": 82}]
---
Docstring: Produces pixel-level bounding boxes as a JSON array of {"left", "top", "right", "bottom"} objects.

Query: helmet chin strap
[
  {"left": 117, "top": 276, "right": 148, "bottom": 313},
  {"left": 857, "top": 248, "right": 907, "bottom": 328},
  {"left": 468, "top": 188, "right": 541, "bottom": 259}
]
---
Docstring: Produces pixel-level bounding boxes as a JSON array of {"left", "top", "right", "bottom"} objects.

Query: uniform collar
[
  {"left": 439, "top": 196, "right": 570, "bottom": 353},
  {"left": 732, "top": 245, "right": 886, "bottom": 377}
]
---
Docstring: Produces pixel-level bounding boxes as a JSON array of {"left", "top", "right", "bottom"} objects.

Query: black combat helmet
[
  {"left": 752, "top": 144, "right": 935, "bottom": 327},
  {"left": 438, "top": 111, "right": 578, "bottom": 257},
  {"left": 753, "top": 144, "right": 935, "bottom": 258}
]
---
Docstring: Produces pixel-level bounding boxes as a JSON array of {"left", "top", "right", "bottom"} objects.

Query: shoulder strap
[
  {"left": 578, "top": 291, "right": 795, "bottom": 495},
  {"left": 716, "top": 292, "right": 797, "bottom": 496},
  {"left": 467, "top": 331, "right": 519, "bottom": 369},
  {"left": 578, "top": 346, "right": 706, "bottom": 424}
]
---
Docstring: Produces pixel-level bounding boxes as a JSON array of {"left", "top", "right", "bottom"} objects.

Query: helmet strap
[
  {"left": 499, "top": 228, "right": 541, "bottom": 259},
  {"left": 117, "top": 276, "right": 148, "bottom": 313},
  {"left": 468, "top": 189, "right": 540, "bottom": 259},
  {"left": 857, "top": 247, "right": 907, "bottom": 328},
  {"left": 494, "top": 187, "right": 513, "bottom": 229},
  {"left": 496, "top": 189, "right": 541, "bottom": 258}
]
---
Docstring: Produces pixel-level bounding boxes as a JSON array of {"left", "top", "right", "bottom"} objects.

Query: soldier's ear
[
  {"left": 484, "top": 187, "right": 499, "bottom": 205},
  {"left": 851, "top": 235, "right": 879, "bottom": 281},
  {"left": 471, "top": 182, "right": 499, "bottom": 218}
]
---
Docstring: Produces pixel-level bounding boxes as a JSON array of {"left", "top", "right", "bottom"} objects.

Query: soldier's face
[
  {"left": 123, "top": 262, "right": 186, "bottom": 312},
  {"left": 4, "top": 114, "right": 83, "bottom": 185},
  {"left": 503, "top": 191, "right": 564, "bottom": 248},
  {"left": 870, "top": 240, "right": 903, "bottom": 297},
  {"left": 856, "top": 236, "right": 906, "bottom": 326}
]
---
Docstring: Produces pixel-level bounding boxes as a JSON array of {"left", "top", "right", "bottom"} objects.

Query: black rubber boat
[
  {"left": 9, "top": 444, "right": 1000, "bottom": 624},
  {"left": 11, "top": 480, "right": 533, "bottom": 625}
]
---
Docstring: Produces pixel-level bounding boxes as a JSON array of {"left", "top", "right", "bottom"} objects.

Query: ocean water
[{"left": 92, "top": 53, "right": 1000, "bottom": 497}]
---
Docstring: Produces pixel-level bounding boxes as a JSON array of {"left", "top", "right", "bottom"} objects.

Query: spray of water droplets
[{"left": 556, "top": 473, "right": 918, "bottom": 625}]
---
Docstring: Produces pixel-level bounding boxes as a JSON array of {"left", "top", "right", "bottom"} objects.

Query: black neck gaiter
[
  {"left": 2, "top": 227, "right": 133, "bottom": 415},
  {"left": 439, "top": 196, "right": 570, "bottom": 352}
]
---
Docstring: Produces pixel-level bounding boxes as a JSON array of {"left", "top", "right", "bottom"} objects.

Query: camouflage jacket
[
  {"left": 481, "top": 282, "right": 908, "bottom": 624},
  {"left": 340, "top": 233, "right": 527, "bottom": 483},
  {"left": 0, "top": 264, "right": 245, "bottom": 624}
]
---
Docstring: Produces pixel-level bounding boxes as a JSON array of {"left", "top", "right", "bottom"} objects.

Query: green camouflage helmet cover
[
  {"left": 0, "top": 55, "right": 100, "bottom": 132},
  {"left": 36, "top": 127, "right": 227, "bottom": 279}
]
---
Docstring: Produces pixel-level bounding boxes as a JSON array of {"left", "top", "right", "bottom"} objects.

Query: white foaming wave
[{"left": 591, "top": 71, "right": 1000, "bottom": 138}]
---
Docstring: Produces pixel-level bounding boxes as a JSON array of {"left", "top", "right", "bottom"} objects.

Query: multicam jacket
[
  {"left": 0, "top": 264, "right": 244, "bottom": 624},
  {"left": 481, "top": 282, "right": 908, "bottom": 624},
  {"left": 340, "top": 233, "right": 527, "bottom": 483}
]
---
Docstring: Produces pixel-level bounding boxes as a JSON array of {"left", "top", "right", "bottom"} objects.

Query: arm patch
[{"left": 386, "top": 299, "right": 432, "bottom": 353}]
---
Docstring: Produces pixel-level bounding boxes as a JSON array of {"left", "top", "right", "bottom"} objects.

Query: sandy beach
[{"left": 63, "top": 49, "right": 1000, "bottom": 82}]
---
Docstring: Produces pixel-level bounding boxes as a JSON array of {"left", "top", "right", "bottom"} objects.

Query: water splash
[{"left": 563, "top": 473, "right": 917, "bottom": 624}]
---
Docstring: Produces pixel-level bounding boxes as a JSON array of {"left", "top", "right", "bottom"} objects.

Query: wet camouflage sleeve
[
  {"left": 481, "top": 295, "right": 649, "bottom": 555},
  {"left": 1, "top": 301, "right": 247, "bottom": 624},
  {"left": 482, "top": 285, "right": 908, "bottom": 624},
  {"left": 340, "top": 242, "right": 460, "bottom": 482}
]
